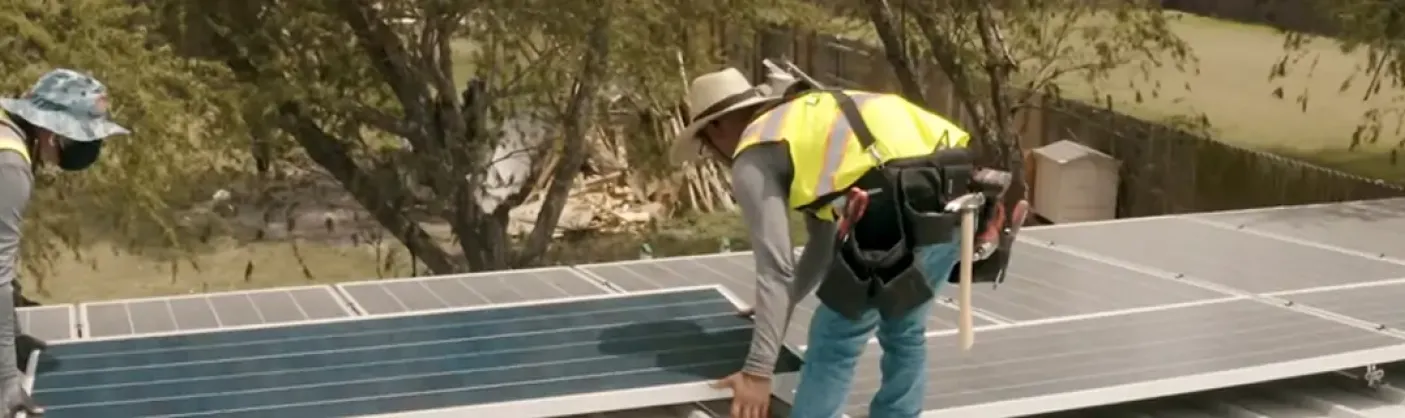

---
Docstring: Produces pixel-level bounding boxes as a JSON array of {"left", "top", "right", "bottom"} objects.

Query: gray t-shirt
[{"left": 731, "top": 142, "right": 837, "bottom": 377}]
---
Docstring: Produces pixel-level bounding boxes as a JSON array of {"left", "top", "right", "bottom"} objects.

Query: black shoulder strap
[{"left": 825, "top": 90, "right": 882, "bottom": 166}]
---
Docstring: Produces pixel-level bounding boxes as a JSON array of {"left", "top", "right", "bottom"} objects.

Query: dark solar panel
[{"left": 33, "top": 286, "right": 800, "bottom": 418}]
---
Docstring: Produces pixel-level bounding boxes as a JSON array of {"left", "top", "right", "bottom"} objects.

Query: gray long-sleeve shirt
[
  {"left": 0, "top": 126, "right": 30, "bottom": 290},
  {"left": 0, "top": 123, "right": 32, "bottom": 381},
  {"left": 732, "top": 142, "right": 837, "bottom": 377}
]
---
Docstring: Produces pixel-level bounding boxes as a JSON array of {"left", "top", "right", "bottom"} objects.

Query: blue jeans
[{"left": 789, "top": 242, "right": 960, "bottom": 418}]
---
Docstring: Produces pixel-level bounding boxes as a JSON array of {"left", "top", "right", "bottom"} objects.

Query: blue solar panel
[{"left": 31, "top": 286, "right": 796, "bottom": 418}]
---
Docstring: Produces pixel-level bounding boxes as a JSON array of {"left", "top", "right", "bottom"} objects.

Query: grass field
[{"left": 1049, "top": 12, "right": 1405, "bottom": 181}]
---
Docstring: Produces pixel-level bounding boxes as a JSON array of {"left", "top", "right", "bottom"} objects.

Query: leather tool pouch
[
  {"left": 811, "top": 90, "right": 961, "bottom": 321},
  {"left": 943, "top": 168, "right": 1019, "bottom": 285}
]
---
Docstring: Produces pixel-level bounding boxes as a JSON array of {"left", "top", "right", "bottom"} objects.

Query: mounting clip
[{"left": 1363, "top": 364, "right": 1385, "bottom": 388}]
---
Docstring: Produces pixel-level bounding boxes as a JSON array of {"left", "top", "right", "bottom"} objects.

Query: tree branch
[
  {"left": 912, "top": 10, "right": 992, "bottom": 137},
  {"left": 339, "top": 0, "right": 431, "bottom": 142},
  {"left": 514, "top": 5, "right": 612, "bottom": 266},
  {"left": 862, "top": 0, "right": 927, "bottom": 106}
]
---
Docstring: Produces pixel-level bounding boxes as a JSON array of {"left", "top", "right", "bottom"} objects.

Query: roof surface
[{"left": 27, "top": 198, "right": 1405, "bottom": 417}]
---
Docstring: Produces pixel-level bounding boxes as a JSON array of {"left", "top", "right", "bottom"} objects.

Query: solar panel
[
  {"left": 30, "top": 286, "right": 802, "bottom": 418},
  {"left": 335, "top": 267, "right": 611, "bottom": 315},
  {"left": 576, "top": 253, "right": 992, "bottom": 349},
  {"left": 1194, "top": 200, "right": 1405, "bottom": 261},
  {"left": 773, "top": 298, "right": 1405, "bottom": 418},
  {"left": 1023, "top": 217, "right": 1405, "bottom": 293},
  {"left": 16, "top": 305, "right": 77, "bottom": 342},
  {"left": 79, "top": 286, "right": 354, "bottom": 339},
  {"left": 1271, "top": 281, "right": 1405, "bottom": 331},
  {"left": 966, "top": 242, "right": 1230, "bottom": 322}
]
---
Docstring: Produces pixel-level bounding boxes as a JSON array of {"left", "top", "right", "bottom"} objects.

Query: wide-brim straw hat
[{"left": 670, "top": 68, "right": 784, "bottom": 164}]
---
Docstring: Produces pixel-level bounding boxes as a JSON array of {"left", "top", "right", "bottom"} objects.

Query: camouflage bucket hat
[{"left": 0, "top": 69, "right": 129, "bottom": 143}]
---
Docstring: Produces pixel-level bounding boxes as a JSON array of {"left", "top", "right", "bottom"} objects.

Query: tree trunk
[
  {"left": 278, "top": 103, "right": 464, "bottom": 274},
  {"left": 512, "top": 2, "right": 613, "bottom": 267},
  {"left": 862, "top": 0, "right": 927, "bottom": 106}
]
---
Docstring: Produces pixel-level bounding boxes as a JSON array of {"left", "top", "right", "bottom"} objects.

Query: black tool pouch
[
  {"left": 815, "top": 188, "right": 934, "bottom": 321},
  {"left": 811, "top": 90, "right": 959, "bottom": 321}
]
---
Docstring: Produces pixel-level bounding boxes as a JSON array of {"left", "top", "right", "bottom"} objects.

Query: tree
[
  {"left": 850, "top": 0, "right": 1194, "bottom": 200},
  {"left": 0, "top": 0, "right": 248, "bottom": 292},
  {"left": 1274, "top": 0, "right": 1405, "bottom": 157},
  {"left": 146, "top": 0, "right": 619, "bottom": 273}
]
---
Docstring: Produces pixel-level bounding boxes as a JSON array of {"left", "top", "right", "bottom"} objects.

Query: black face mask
[{"left": 57, "top": 140, "right": 102, "bottom": 171}]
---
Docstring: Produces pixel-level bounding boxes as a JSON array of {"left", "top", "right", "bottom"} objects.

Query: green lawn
[
  {"left": 824, "top": 11, "right": 1405, "bottom": 182},
  {"left": 1054, "top": 12, "right": 1405, "bottom": 181}
]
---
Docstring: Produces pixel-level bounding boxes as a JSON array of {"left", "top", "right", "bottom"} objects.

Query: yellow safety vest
[
  {"left": 734, "top": 90, "right": 970, "bottom": 220},
  {"left": 0, "top": 112, "right": 32, "bottom": 165}
]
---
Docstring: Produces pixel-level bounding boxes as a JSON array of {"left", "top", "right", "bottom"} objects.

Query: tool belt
[{"left": 803, "top": 90, "right": 1011, "bottom": 321}]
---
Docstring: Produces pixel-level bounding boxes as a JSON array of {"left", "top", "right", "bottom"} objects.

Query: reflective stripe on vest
[
  {"left": 0, "top": 112, "right": 31, "bottom": 165},
  {"left": 734, "top": 91, "right": 971, "bottom": 221}
]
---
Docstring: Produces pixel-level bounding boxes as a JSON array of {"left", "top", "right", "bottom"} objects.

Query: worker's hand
[
  {"left": 711, "top": 371, "right": 771, "bottom": 418},
  {"left": 0, "top": 375, "right": 42, "bottom": 417}
]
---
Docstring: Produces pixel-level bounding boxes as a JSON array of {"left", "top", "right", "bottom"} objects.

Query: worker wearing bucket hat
[{"left": 0, "top": 68, "right": 130, "bottom": 416}]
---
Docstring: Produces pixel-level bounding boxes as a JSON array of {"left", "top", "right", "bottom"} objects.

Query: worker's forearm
[{"left": 731, "top": 146, "right": 798, "bottom": 377}]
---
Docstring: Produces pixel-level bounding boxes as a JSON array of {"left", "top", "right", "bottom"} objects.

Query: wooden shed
[{"left": 1031, "top": 140, "right": 1121, "bottom": 223}]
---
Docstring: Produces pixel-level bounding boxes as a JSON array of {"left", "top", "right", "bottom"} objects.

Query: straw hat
[{"left": 670, "top": 68, "right": 783, "bottom": 164}]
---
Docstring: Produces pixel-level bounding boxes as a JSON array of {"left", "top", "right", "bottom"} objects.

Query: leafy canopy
[{"left": 0, "top": 0, "right": 246, "bottom": 287}]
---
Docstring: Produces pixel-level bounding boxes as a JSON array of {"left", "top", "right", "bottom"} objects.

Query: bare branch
[
  {"left": 862, "top": 0, "right": 926, "bottom": 105},
  {"left": 515, "top": 4, "right": 612, "bottom": 266}
]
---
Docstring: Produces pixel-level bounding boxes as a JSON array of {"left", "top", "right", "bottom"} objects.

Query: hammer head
[{"left": 944, "top": 192, "right": 986, "bottom": 213}]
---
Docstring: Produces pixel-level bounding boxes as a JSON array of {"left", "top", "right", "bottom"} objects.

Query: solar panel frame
[
  {"left": 1268, "top": 279, "right": 1405, "bottom": 332},
  {"left": 16, "top": 304, "right": 78, "bottom": 342},
  {"left": 574, "top": 252, "right": 997, "bottom": 353},
  {"left": 1022, "top": 216, "right": 1405, "bottom": 294},
  {"left": 1192, "top": 201, "right": 1405, "bottom": 265},
  {"left": 774, "top": 297, "right": 1405, "bottom": 418},
  {"left": 32, "top": 285, "right": 800, "bottom": 418},
  {"left": 334, "top": 266, "right": 615, "bottom": 316},
  {"left": 962, "top": 240, "right": 1232, "bottom": 322},
  {"left": 77, "top": 285, "right": 356, "bottom": 339}
]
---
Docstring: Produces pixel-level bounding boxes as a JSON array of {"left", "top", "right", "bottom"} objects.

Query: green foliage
[{"left": 0, "top": 0, "right": 246, "bottom": 285}]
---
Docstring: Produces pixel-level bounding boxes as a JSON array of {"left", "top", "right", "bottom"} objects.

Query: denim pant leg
[
  {"left": 868, "top": 241, "right": 960, "bottom": 418},
  {"left": 790, "top": 304, "right": 880, "bottom": 418}
]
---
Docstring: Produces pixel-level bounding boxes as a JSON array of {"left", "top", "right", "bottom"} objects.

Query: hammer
[{"left": 945, "top": 192, "right": 986, "bottom": 351}]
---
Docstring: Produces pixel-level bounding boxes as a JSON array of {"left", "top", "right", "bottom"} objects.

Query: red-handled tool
[{"left": 836, "top": 187, "right": 870, "bottom": 241}]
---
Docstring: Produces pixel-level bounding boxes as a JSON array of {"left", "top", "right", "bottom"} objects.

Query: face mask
[{"left": 56, "top": 140, "right": 102, "bottom": 171}]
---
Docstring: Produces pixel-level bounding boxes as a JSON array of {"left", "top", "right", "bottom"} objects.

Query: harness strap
[
  {"left": 0, "top": 114, "right": 32, "bottom": 165},
  {"left": 825, "top": 90, "right": 885, "bottom": 166}
]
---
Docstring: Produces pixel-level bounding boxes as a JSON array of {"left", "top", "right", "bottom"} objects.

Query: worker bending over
[
  {"left": 678, "top": 68, "right": 1012, "bottom": 418},
  {"left": 0, "top": 69, "right": 130, "bottom": 416}
]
